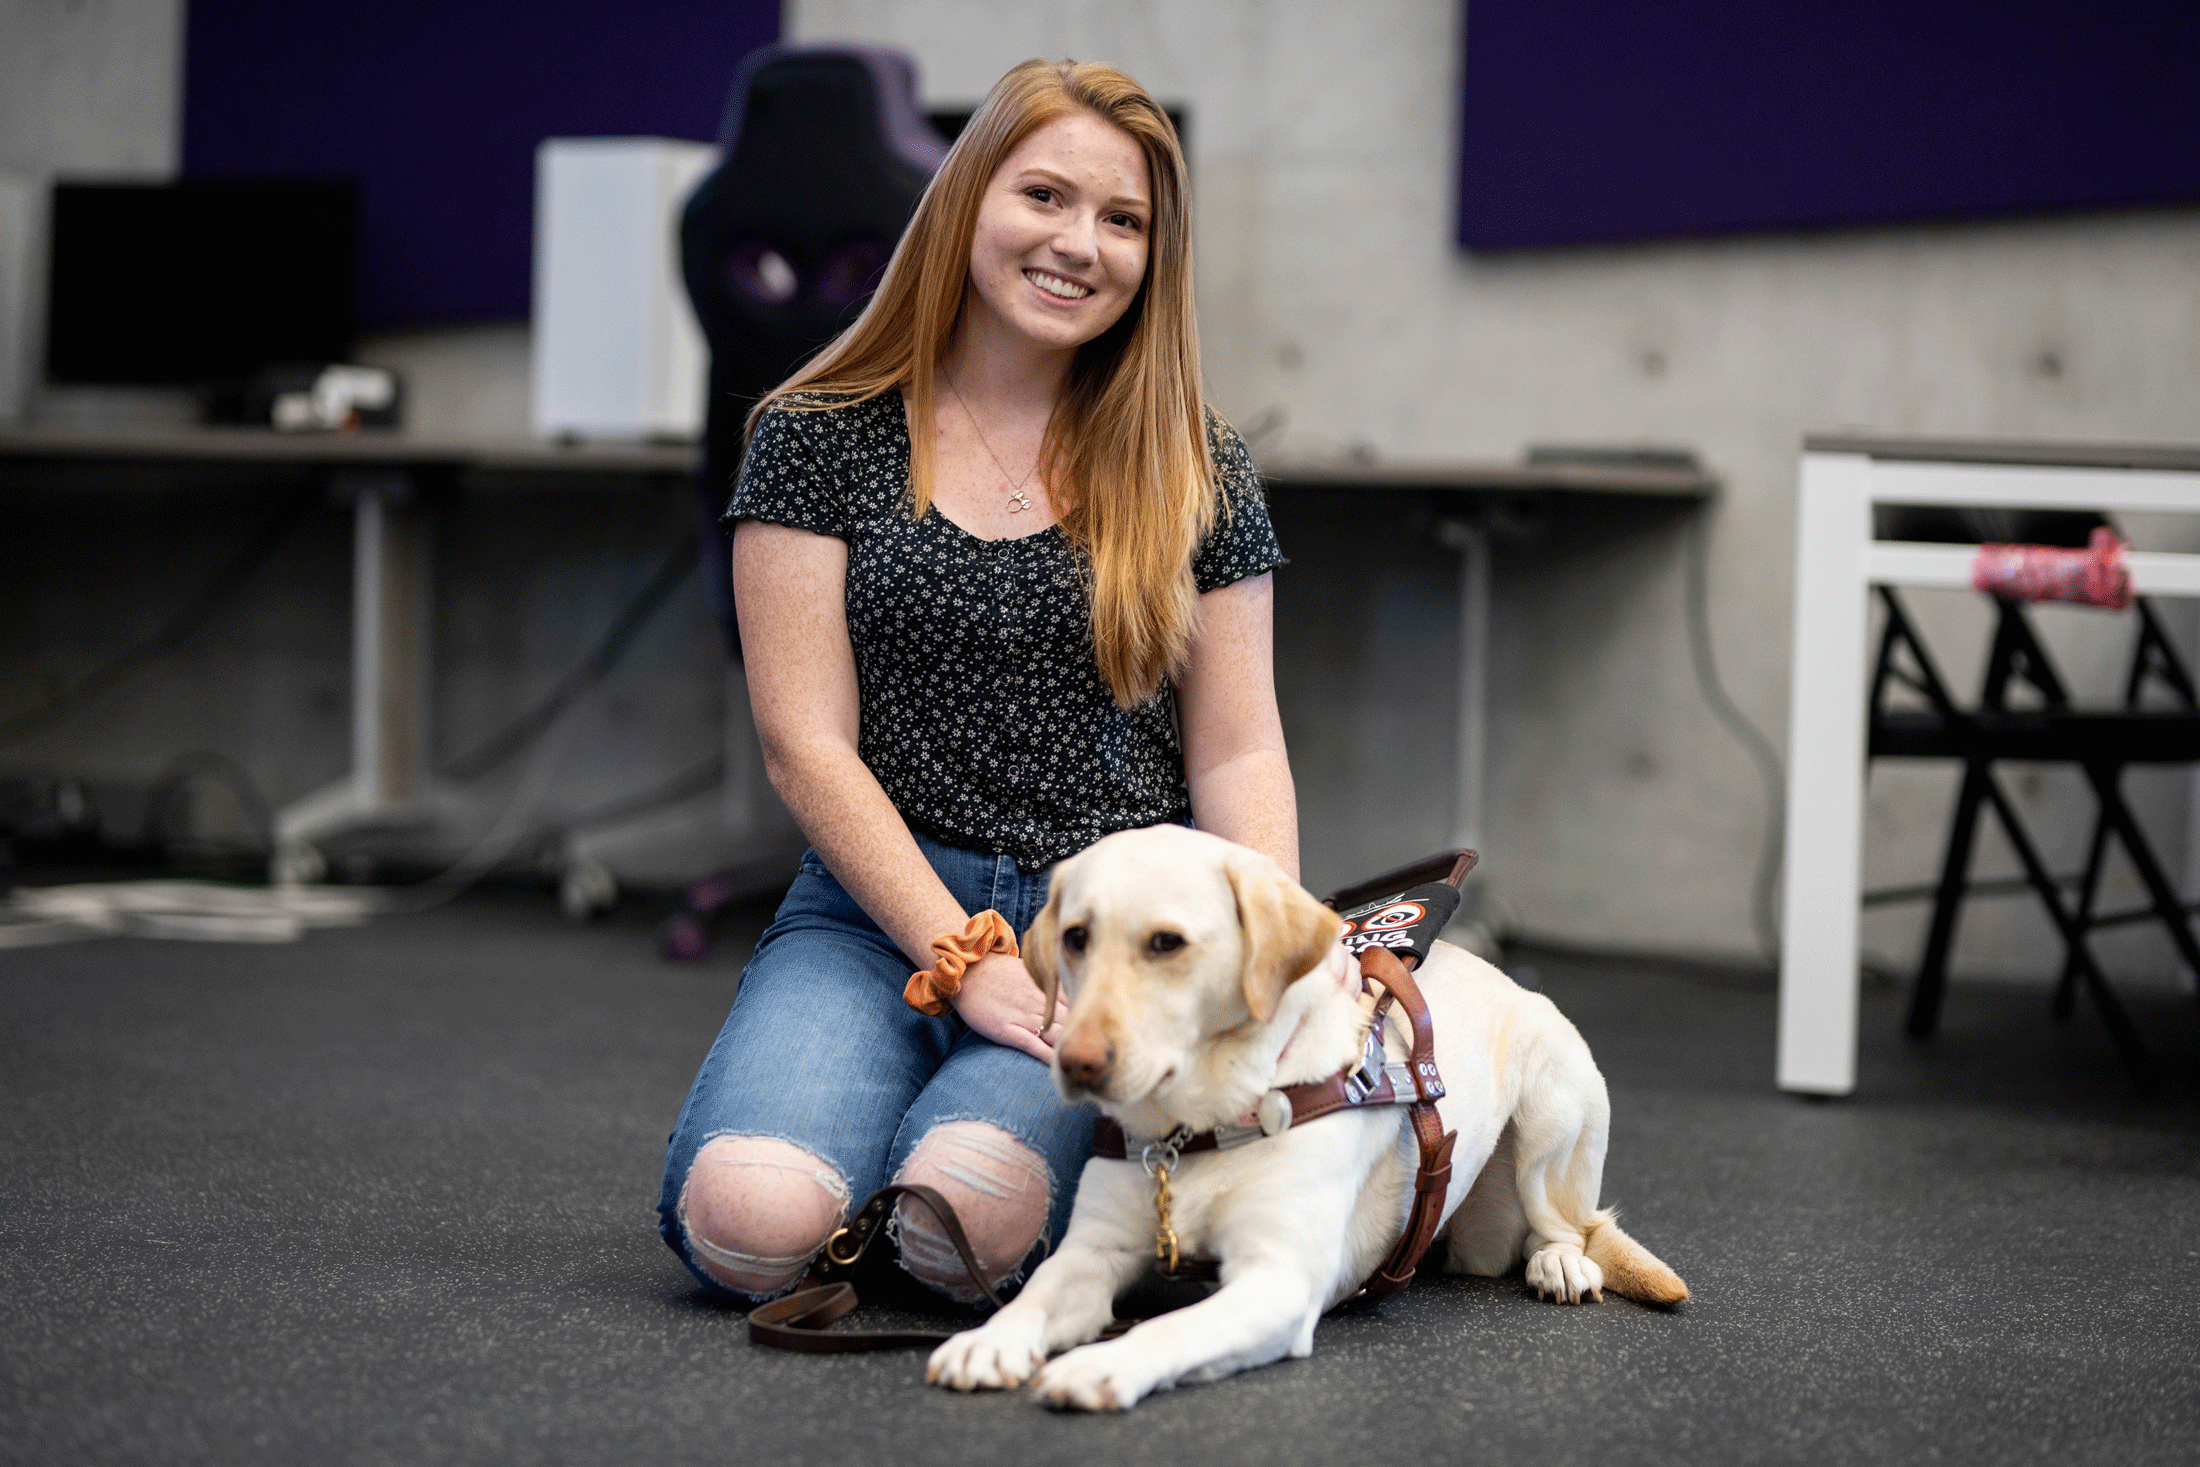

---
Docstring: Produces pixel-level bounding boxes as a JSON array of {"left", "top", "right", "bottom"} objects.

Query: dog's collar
[{"left": 1091, "top": 1020, "right": 1423, "bottom": 1161}]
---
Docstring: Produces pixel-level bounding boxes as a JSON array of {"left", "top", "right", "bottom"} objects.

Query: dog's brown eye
[
  {"left": 1063, "top": 925, "right": 1089, "bottom": 954},
  {"left": 1147, "top": 931, "right": 1185, "bottom": 956}
]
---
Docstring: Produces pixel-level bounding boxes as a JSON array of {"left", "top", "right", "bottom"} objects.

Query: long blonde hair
[{"left": 750, "top": 58, "right": 1215, "bottom": 708}]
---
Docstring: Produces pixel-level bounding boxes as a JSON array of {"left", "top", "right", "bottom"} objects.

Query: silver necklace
[{"left": 944, "top": 377, "right": 1039, "bottom": 514}]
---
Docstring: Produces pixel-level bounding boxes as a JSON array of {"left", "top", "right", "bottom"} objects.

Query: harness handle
[
  {"left": 1322, "top": 849, "right": 1478, "bottom": 919},
  {"left": 1325, "top": 849, "right": 1478, "bottom": 972}
]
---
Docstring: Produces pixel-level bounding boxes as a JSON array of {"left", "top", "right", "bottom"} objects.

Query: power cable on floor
[
  {"left": 5, "top": 506, "right": 711, "bottom": 928},
  {"left": 382, "top": 700, "right": 718, "bottom": 912},
  {"left": 440, "top": 534, "right": 698, "bottom": 781},
  {"left": 1682, "top": 511, "right": 1787, "bottom": 966},
  {"left": 0, "top": 487, "right": 321, "bottom": 748},
  {"left": 377, "top": 691, "right": 592, "bottom": 912},
  {"left": 543, "top": 752, "right": 726, "bottom": 839}
]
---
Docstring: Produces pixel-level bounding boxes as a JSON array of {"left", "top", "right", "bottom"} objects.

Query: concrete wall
[
  {"left": 7, "top": 0, "right": 2199, "bottom": 987},
  {"left": 794, "top": 0, "right": 2200, "bottom": 982},
  {"left": 0, "top": 0, "right": 179, "bottom": 177},
  {"left": 1, "top": 0, "right": 185, "bottom": 425}
]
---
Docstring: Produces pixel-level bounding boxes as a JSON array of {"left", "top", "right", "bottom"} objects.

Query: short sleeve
[
  {"left": 721, "top": 403, "right": 849, "bottom": 539},
  {"left": 1190, "top": 411, "right": 1288, "bottom": 594}
]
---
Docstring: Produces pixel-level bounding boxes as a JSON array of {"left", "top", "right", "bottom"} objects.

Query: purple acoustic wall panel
[
  {"left": 182, "top": 0, "right": 780, "bottom": 328},
  {"left": 1457, "top": 0, "right": 2200, "bottom": 250}
]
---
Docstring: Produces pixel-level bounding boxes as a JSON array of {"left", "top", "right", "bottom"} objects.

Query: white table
[{"left": 1777, "top": 434, "right": 2200, "bottom": 1095}]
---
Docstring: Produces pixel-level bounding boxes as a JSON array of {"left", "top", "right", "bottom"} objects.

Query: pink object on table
[{"left": 1970, "top": 526, "right": 2134, "bottom": 610}]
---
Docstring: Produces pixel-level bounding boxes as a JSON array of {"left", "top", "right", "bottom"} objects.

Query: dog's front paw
[
  {"left": 1030, "top": 1339, "right": 1158, "bottom": 1412},
  {"left": 927, "top": 1316, "right": 1048, "bottom": 1391},
  {"left": 1526, "top": 1244, "right": 1604, "bottom": 1304}
]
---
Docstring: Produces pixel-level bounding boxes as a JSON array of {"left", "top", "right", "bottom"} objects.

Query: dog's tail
[{"left": 1583, "top": 1210, "right": 1689, "bottom": 1306}]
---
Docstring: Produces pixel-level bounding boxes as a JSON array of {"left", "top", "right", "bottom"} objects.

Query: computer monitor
[{"left": 44, "top": 180, "right": 358, "bottom": 386}]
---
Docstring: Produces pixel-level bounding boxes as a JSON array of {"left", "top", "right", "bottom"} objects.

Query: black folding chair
[{"left": 1867, "top": 509, "right": 2200, "bottom": 1089}]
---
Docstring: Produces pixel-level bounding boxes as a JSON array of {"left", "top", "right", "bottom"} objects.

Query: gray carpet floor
[{"left": 4, "top": 886, "right": 2197, "bottom": 1466}]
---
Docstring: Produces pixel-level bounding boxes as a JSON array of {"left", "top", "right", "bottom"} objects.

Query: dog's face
[{"left": 1024, "top": 826, "right": 1341, "bottom": 1110}]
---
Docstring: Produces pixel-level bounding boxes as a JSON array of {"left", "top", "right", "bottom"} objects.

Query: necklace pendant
[{"left": 1008, "top": 489, "right": 1032, "bottom": 513}]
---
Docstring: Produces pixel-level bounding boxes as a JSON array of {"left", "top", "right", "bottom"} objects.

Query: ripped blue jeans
[{"left": 655, "top": 830, "right": 1095, "bottom": 1300}]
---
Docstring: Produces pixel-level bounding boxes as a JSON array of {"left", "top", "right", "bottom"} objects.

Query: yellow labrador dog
[{"left": 926, "top": 825, "right": 1686, "bottom": 1411}]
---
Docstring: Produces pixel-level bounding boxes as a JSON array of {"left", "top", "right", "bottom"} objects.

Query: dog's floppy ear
[
  {"left": 1022, "top": 881, "right": 1064, "bottom": 1037},
  {"left": 1224, "top": 849, "right": 1344, "bottom": 1023}
]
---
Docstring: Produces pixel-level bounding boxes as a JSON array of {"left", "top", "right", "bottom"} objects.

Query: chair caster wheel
[
  {"left": 662, "top": 911, "right": 709, "bottom": 963},
  {"left": 560, "top": 856, "right": 619, "bottom": 920}
]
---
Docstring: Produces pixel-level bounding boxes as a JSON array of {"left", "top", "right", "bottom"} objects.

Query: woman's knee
[
  {"left": 892, "top": 1121, "right": 1053, "bottom": 1301},
  {"left": 678, "top": 1135, "right": 850, "bottom": 1296}
]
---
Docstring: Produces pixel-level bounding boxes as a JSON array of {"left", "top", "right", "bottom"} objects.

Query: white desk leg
[
  {"left": 1777, "top": 453, "right": 1873, "bottom": 1094},
  {"left": 275, "top": 471, "right": 429, "bottom": 868},
  {"left": 354, "top": 474, "right": 428, "bottom": 811}
]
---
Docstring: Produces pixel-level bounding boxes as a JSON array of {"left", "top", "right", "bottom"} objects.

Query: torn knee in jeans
[
  {"left": 678, "top": 1135, "right": 849, "bottom": 1297},
  {"left": 892, "top": 1121, "right": 1052, "bottom": 1302}
]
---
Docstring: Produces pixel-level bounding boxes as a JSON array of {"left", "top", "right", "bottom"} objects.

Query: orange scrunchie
[{"left": 904, "top": 909, "right": 1020, "bottom": 1015}]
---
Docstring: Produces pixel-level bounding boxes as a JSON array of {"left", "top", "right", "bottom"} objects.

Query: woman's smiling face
[{"left": 964, "top": 110, "right": 1153, "bottom": 356}]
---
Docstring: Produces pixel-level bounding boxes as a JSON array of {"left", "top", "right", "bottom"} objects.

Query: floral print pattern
[{"left": 724, "top": 391, "right": 1285, "bottom": 869}]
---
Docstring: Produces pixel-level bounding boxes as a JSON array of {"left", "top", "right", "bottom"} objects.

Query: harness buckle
[{"left": 1344, "top": 1029, "right": 1388, "bottom": 1102}]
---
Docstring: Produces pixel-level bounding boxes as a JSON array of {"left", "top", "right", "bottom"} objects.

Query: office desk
[
  {"left": 1778, "top": 434, "right": 2200, "bottom": 1095},
  {"left": 0, "top": 426, "right": 695, "bottom": 872},
  {"left": 2, "top": 427, "right": 1714, "bottom": 884},
  {"left": 0, "top": 424, "right": 696, "bottom": 474}
]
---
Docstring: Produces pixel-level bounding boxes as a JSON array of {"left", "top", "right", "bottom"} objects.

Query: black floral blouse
[{"left": 724, "top": 391, "right": 1286, "bottom": 869}]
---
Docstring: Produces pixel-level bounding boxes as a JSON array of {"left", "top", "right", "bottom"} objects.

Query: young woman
[{"left": 656, "top": 58, "right": 1296, "bottom": 1303}]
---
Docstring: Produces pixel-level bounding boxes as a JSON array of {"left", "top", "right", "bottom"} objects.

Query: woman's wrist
[{"left": 904, "top": 909, "right": 1018, "bottom": 1015}]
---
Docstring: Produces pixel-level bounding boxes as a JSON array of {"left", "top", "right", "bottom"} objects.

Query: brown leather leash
[{"left": 746, "top": 1183, "right": 1003, "bottom": 1352}]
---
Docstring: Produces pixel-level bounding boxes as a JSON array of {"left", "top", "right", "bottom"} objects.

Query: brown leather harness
[{"left": 1090, "top": 944, "right": 1460, "bottom": 1301}]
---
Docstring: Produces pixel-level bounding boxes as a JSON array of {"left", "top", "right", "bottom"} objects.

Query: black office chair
[
  {"left": 680, "top": 43, "right": 948, "bottom": 651},
  {"left": 1868, "top": 507, "right": 2200, "bottom": 1089},
  {"left": 666, "top": 45, "right": 948, "bottom": 961}
]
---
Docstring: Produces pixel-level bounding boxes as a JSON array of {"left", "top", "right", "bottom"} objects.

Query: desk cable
[
  {"left": 0, "top": 486, "right": 320, "bottom": 749},
  {"left": 1683, "top": 511, "right": 1786, "bottom": 968},
  {"left": 439, "top": 532, "right": 699, "bottom": 782}
]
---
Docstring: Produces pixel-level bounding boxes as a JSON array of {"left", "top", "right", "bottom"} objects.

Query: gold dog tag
[{"left": 1152, "top": 1161, "right": 1180, "bottom": 1274}]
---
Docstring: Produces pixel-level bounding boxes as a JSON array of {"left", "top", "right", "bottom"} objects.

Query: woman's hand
[{"left": 950, "top": 952, "right": 1071, "bottom": 1065}]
